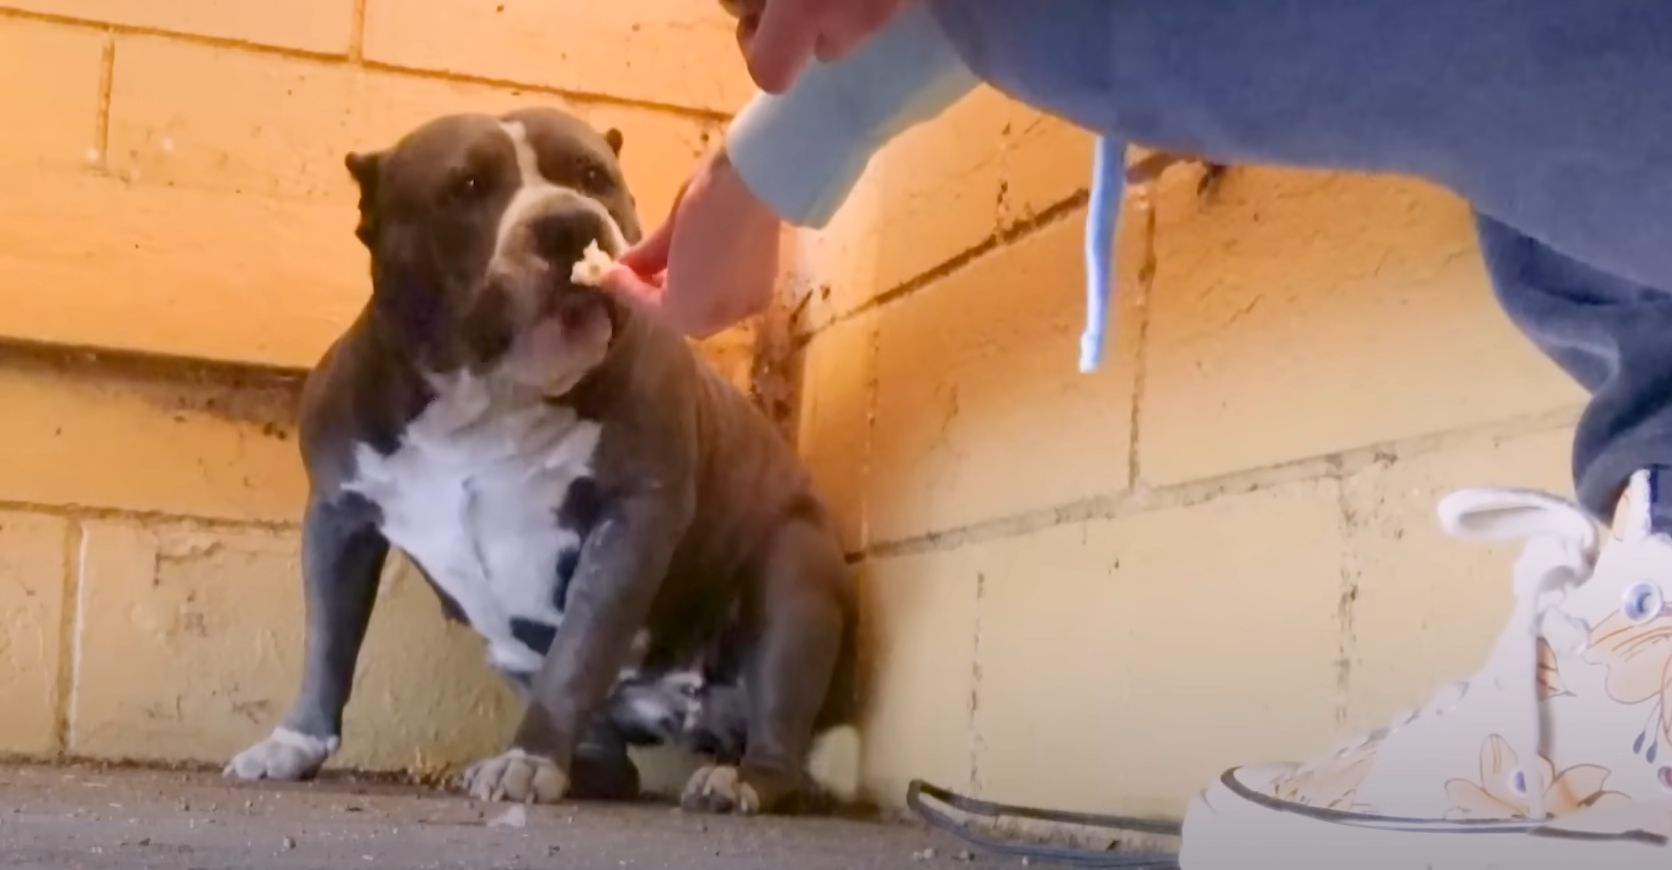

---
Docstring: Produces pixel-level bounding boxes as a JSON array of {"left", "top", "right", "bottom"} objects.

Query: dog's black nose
[{"left": 527, "top": 202, "right": 608, "bottom": 267}]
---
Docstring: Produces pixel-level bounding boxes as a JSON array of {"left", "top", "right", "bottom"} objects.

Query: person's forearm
[{"left": 724, "top": 1, "right": 980, "bottom": 228}]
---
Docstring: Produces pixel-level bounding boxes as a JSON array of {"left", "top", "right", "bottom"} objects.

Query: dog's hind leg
[{"left": 680, "top": 511, "right": 852, "bottom": 815}]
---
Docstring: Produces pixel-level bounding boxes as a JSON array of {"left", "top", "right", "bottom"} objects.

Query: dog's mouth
[
  {"left": 532, "top": 236, "right": 623, "bottom": 330},
  {"left": 543, "top": 283, "right": 611, "bottom": 338},
  {"left": 479, "top": 248, "right": 618, "bottom": 393}
]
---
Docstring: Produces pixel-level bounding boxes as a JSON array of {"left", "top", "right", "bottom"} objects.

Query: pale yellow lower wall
[
  {"left": 0, "top": 349, "right": 521, "bottom": 773},
  {"left": 799, "top": 161, "right": 1589, "bottom": 816},
  {"left": 0, "top": 332, "right": 752, "bottom": 786}
]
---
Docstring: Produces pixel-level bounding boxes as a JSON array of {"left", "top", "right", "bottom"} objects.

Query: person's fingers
[
  {"left": 618, "top": 165, "right": 700, "bottom": 275},
  {"left": 598, "top": 263, "right": 664, "bottom": 302},
  {"left": 811, "top": 0, "right": 905, "bottom": 64},
  {"left": 745, "top": 0, "right": 819, "bottom": 93},
  {"left": 615, "top": 212, "right": 677, "bottom": 275},
  {"left": 651, "top": 276, "right": 745, "bottom": 340},
  {"left": 617, "top": 221, "right": 673, "bottom": 276},
  {"left": 735, "top": 13, "right": 760, "bottom": 57}
]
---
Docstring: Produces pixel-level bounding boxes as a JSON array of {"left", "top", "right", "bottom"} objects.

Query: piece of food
[{"left": 570, "top": 240, "right": 613, "bottom": 286}]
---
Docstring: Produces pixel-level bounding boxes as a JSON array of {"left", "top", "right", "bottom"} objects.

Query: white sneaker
[{"left": 1180, "top": 469, "right": 1672, "bottom": 869}]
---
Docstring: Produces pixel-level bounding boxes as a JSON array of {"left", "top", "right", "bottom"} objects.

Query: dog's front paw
[
  {"left": 462, "top": 749, "right": 570, "bottom": 804},
  {"left": 224, "top": 727, "right": 338, "bottom": 782},
  {"left": 680, "top": 764, "right": 761, "bottom": 815}
]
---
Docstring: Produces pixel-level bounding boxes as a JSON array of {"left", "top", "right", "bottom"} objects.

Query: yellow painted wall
[
  {"left": 0, "top": 2, "right": 755, "bottom": 777},
  {"left": 0, "top": 0, "right": 1591, "bottom": 823},
  {"left": 793, "top": 92, "right": 1588, "bottom": 816}
]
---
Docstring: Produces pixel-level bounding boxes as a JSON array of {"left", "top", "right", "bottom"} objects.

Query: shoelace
[
  {"left": 1079, "top": 135, "right": 1125, "bottom": 374},
  {"left": 1315, "top": 488, "right": 1602, "bottom": 821},
  {"left": 1492, "top": 530, "right": 1596, "bottom": 819}
]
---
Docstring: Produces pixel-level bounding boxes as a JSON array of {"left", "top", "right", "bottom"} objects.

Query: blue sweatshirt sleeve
[{"left": 724, "top": 2, "right": 981, "bottom": 229}]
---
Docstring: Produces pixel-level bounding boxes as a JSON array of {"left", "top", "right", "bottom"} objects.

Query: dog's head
[{"left": 345, "top": 107, "right": 642, "bottom": 387}]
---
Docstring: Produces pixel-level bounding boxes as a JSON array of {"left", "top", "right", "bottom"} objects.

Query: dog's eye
[
  {"left": 572, "top": 161, "right": 610, "bottom": 192},
  {"left": 446, "top": 172, "right": 485, "bottom": 204}
]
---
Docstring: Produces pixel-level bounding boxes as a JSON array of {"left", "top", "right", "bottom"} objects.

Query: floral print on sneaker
[
  {"left": 1583, "top": 602, "right": 1672, "bottom": 765},
  {"left": 1234, "top": 477, "right": 1672, "bottom": 835},
  {"left": 1269, "top": 737, "right": 1383, "bottom": 812},
  {"left": 1444, "top": 735, "right": 1630, "bottom": 820},
  {"left": 1538, "top": 637, "right": 1571, "bottom": 699}
]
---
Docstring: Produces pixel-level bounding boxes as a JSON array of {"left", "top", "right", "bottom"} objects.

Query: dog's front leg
[
  {"left": 226, "top": 495, "right": 388, "bottom": 781},
  {"left": 462, "top": 487, "right": 691, "bottom": 804}
]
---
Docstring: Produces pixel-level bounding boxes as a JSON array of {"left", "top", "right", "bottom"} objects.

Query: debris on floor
[
  {"left": 487, "top": 804, "right": 527, "bottom": 829},
  {"left": 0, "top": 763, "right": 967, "bottom": 870}
]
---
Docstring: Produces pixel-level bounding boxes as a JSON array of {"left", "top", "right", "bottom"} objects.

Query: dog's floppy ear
[
  {"left": 344, "top": 150, "right": 384, "bottom": 248},
  {"left": 603, "top": 128, "right": 624, "bottom": 157}
]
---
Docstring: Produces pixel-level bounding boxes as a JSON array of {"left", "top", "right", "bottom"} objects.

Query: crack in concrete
[
  {"left": 51, "top": 522, "right": 83, "bottom": 757},
  {"left": 1125, "top": 181, "right": 1160, "bottom": 489},
  {"left": 967, "top": 571, "right": 986, "bottom": 795},
  {"left": 91, "top": 33, "right": 114, "bottom": 172},
  {"left": 347, "top": 0, "right": 368, "bottom": 62},
  {"left": 1328, "top": 456, "right": 1363, "bottom": 728}
]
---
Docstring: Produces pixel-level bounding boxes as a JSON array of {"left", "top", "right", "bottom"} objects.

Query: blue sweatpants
[
  {"left": 1479, "top": 216, "right": 1672, "bottom": 529},
  {"left": 929, "top": 0, "right": 1672, "bottom": 527}
]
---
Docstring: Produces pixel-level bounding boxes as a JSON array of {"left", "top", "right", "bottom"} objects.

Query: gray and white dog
[{"left": 223, "top": 107, "right": 859, "bottom": 815}]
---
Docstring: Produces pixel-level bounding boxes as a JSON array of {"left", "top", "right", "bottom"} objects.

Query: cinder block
[
  {"left": 801, "top": 94, "right": 1096, "bottom": 332},
  {"left": 857, "top": 554, "right": 982, "bottom": 806},
  {"left": 796, "top": 312, "right": 878, "bottom": 552},
  {"left": 806, "top": 89, "right": 1011, "bottom": 327},
  {"left": 0, "top": 18, "right": 104, "bottom": 172},
  {"left": 70, "top": 522, "right": 304, "bottom": 762},
  {"left": 995, "top": 102, "right": 1094, "bottom": 228},
  {"left": 70, "top": 521, "right": 519, "bottom": 773},
  {"left": 1139, "top": 168, "right": 1585, "bottom": 485},
  {"left": 1339, "top": 426, "right": 1573, "bottom": 733},
  {"left": 361, "top": 0, "right": 749, "bottom": 114},
  {"left": 0, "top": 158, "right": 738, "bottom": 371},
  {"left": 14, "top": 38, "right": 718, "bottom": 367},
  {"left": 972, "top": 479, "right": 1346, "bottom": 817},
  {"left": 0, "top": 512, "right": 71, "bottom": 757},
  {"left": 867, "top": 212, "right": 1137, "bottom": 544},
  {"left": 0, "top": 170, "right": 361, "bottom": 369},
  {"left": 108, "top": 36, "right": 719, "bottom": 221},
  {"left": 0, "top": 354, "right": 304, "bottom": 523},
  {"left": 1, "top": 0, "right": 353, "bottom": 55},
  {"left": 340, "top": 557, "right": 522, "bottom": 774}
]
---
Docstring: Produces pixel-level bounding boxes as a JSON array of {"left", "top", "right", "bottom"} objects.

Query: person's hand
[
  {"left": 601, "top": 150, "right": 781, "bottom": 338},
  {"left": 728, "top": 0, "right": 911, "bottom": 93}
]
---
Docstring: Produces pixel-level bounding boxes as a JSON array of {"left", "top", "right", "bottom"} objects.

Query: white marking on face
[
  {"left": 493, "top": 120, "right": 630, "bottom": 263},
  {"left": 344, "top": 370, "right": 603, "bottom": 674}
]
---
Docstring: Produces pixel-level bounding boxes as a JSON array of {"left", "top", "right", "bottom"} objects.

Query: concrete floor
[{"left": 0, "top": 764, "right": 978, "bottom": 870}]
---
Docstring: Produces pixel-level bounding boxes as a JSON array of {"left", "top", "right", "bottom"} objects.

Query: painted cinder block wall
[
  {"left": 0, "top": 1, "right": 756, "bottom": 775},
  {"left": 0, "top": 1, "right": 1588, "bottom": 820},
  {"left": 791, "top": 92, "right": 1587, "bottom": 815}
]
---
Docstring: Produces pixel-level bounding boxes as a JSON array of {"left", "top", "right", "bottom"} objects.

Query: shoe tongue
[{"left": 1609, "top": 469, "right": 1661, "bottom": 542}]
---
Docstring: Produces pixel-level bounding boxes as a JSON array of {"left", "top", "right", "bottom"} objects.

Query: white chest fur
[{"left": 343, "top": 371, "right": 602, "bottom": 674}]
